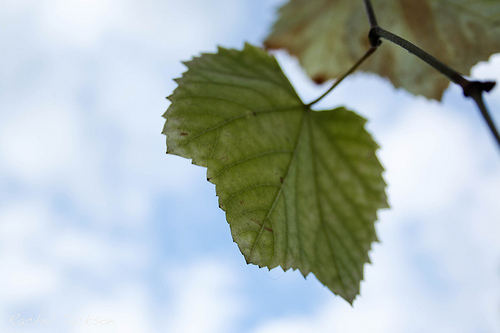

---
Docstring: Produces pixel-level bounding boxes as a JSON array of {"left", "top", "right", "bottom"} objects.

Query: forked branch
[{"left": 364, "top": 0, "right": 500, "bottom": 151}]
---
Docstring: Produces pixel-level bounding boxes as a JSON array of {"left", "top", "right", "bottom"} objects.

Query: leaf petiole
[{"left": 307, "top": 47, "right": 377, "bottom": 108}]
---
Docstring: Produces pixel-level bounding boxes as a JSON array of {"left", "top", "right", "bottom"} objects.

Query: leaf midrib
[{"left": 248, "top": 107, "right": 309, "bottom": 262}]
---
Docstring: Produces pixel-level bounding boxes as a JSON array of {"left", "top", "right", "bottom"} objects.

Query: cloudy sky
[{"left": 1, "top": 0, "right": 499, "bottom": 332}]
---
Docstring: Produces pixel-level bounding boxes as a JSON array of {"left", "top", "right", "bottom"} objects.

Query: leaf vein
[
  {"left": 307, "top": 115, "right": 350, "bottom": 295},
  {"left": 221, "top": 184, "right": 282, "bottom": 209},
  {"left": 213, "top": 150, "right": 294, "bottom": 178}
]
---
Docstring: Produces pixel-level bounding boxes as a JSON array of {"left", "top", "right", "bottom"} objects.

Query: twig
[
  {"left": 371, "top": 27, "right": 470, "bottom": 90},
  {"left": 363, "top": 0, "right": 378, "bottom": 28},
  {"left": 467, "top": 86, "right": 500, "bottom": 147},
  {"left": 362, "top": 0, "right": 500, "bottom": 151},
  {"left": 370, "top": 26, "right": 500, "bottom": 150}
]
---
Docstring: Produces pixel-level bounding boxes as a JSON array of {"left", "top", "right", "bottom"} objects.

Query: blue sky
[{"left": 1, "top": 0, "right": 499, "bottom": 332}]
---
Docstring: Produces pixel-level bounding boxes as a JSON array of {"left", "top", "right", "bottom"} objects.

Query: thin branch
[
  {"left": 363, "top": 0, "right": 381, "bottom": 47},
  {"left": 307, "top": 47, "right": 377, "bottom": 108},
  {"left": 308, "top": 0, "right": 500, "bottom": 150},
  {"left": 370, "top": 26, "right": 500, "bottom": 150},
  {"left": 371, "top": 27, "right": 467, "bottom": 87},
  {"left": 361, "top": 0, "right": 500, "bottom": 151},
  {"left": 468, "top": 86, "right": 500, "bottom": 150},
  {"left": 363, "top": 0, "right": 378, "bottom": 28}
]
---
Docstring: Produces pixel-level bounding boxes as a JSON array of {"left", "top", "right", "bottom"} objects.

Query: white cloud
[
  {"left": 251, "top": 295, "right": 405, "bottom": 333},
  {"left": 163, "top": 259, "right": 244, "bottom": 333},
  {"left": 63, "top": 284, "right": 155, "bottom": 333},
  {"left": 0, "top": 202, "right": 61, "bottom": 300},
  {"left": 0, "top": 101, "right": 79, "bottom": 183},
  {"left": 39, "top": 0, "right": 116, "bottom": 47},
  {"left": 1, "top": 0, "right": 499, "bottom": 332},
  {"left": 379, "top": 99, "right": 476, "bottom": 212},
  {"left": 0, "top": 198, "right": 157, "bottom": 333}
]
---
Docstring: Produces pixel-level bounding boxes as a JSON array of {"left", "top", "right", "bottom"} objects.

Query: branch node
[
  {"left": 368, "top": 28, "right": 382, "bottom": 48},
  {"left": 463, "top": 80, "right": 496, "bottom": 97}
]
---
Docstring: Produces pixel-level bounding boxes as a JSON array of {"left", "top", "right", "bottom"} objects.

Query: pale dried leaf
[{"left": 265, "top": 0, "right": 500, "bottom": 100}]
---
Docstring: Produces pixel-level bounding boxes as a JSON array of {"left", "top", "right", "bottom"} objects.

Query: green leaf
[
  {"left": 265, "top": 0, "right": 500, "bottom": 100},
  {"left": 163, "top": 43, "right": 387, "bottom": 303}
]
